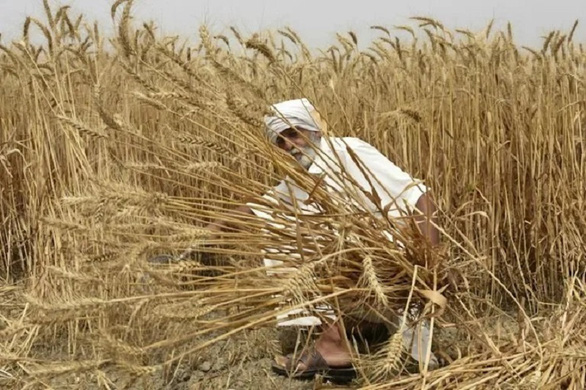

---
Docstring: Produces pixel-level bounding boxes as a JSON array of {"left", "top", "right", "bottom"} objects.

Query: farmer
[{"left": 206, "top": 98, "right": 440, "bottom": 380}]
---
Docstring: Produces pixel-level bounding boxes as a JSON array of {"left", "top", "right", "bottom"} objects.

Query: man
[{"left": 205, "top": 98, "right": 440, "bottom": 380}]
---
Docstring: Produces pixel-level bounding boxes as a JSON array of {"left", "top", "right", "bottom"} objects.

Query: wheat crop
[{"left": 0, "top": 1, "right": 585, "bottom": 389}]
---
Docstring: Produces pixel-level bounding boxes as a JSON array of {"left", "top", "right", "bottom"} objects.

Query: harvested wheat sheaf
[{"left": 0, "top": 1, "right": 585, "bottom": 389}]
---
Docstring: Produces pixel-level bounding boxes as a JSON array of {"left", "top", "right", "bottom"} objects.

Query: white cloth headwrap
[{"left": 264, "top": 98, "right": 321, "bottom": 143}]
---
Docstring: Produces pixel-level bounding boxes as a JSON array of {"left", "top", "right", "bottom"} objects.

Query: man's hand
[
  {"left": 414, "top": 193, "right": 440, "bottom": 246},
  {"left": 204, "top": 204, "right": 254, "bottom": 237}
]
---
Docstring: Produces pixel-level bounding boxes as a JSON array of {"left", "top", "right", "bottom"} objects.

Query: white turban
[{"left": 264, "top": 98, "right": 321, "bottom": 144}]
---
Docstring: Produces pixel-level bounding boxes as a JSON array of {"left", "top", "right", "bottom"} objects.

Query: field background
[{"left": 1, "top": 1, "right": 585, "bottom": 389}]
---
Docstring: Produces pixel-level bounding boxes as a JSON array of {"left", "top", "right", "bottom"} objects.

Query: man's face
[{"left": 275, "top": 127, "right": 321, "bottom": 169}]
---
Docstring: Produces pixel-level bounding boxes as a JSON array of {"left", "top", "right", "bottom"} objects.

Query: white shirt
[
  {"left": 265, "top": 137, "right": 427, "bottom": 219},
  {"left": 251, "top": 137, "right": 428, "bottom": 326}
]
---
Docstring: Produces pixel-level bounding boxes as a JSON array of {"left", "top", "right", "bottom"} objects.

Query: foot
[
  {"left": 273, "top": 323, "right": 353, "bottom": 378},
  {"left": 313, "top": 324, "right": 352, "bottom": 368},
  {"left": 273, "top": 347, "right": 351, "bottom": 373},
  {"left": 272, "top": 348, "right": 355, "bottom": 381}
]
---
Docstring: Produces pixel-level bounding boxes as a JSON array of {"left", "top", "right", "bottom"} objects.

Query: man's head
[
  {"left": 274, "top": 127, "right": 322, "bottom": 169},
  {"left": 264, "top": 98, "right": 322, "bottom": 169}
]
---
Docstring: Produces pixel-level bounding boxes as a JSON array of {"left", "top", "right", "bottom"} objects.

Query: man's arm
[
  {"left": 174, "top": 204, "right": 254, "bottom": 262},
  {"left": 205, "top": 204, "right": 254, "bottom": 235},
  {"left": 414, "top": 193, "right": 440, "bottom": 246}
]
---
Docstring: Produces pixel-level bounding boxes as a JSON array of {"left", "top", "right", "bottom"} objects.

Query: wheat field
[{"left": 1, "top": 0, "right": 585, "bottom": 389}]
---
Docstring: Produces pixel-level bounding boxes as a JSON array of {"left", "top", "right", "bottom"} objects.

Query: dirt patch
[{"left": 109, "top": 327, "right": 339, "bottom": 390}]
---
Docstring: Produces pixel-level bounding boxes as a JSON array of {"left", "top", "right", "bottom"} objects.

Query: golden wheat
[{"left": 1, "top": 1, "right": 585, "bottom": 389}]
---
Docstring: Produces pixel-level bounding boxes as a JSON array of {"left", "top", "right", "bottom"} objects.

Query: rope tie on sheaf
[{"left": 417, "top": 288, "right": 448, "bottom": 317}]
